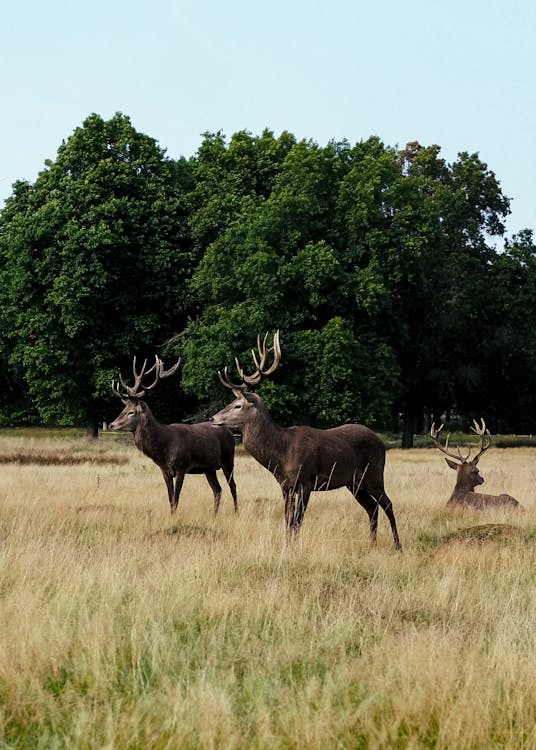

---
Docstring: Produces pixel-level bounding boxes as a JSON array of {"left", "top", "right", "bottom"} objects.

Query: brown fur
[
  {"left": 211, "top": 391, "right": 401, "bottom": 549},
  {"left": 109, "top": 399, "right": 238, "bottom": 515},
  {"left": 444, "top": 457, "right": 523, "bottom": 511}
]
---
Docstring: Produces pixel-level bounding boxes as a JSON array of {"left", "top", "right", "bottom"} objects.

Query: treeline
[{"left": 1, "top": 112, "right": 535, "bottom": 446}]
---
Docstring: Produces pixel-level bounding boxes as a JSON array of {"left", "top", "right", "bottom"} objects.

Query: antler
[
  {"left": 112, "top": 355, "right": 182, "bottom": 400},
  {"left": 470, "top": 418, "right": 491, "bottom": 463},
  {"left": 218, "top": 331, "right": 281, "bottom": 392},
  {"left": 430, "top": 422, "right": 471, "bottom": 463}
]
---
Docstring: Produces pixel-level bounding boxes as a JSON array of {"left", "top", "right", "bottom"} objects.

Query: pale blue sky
[{"left": 2, "top": 0, "right": 534, "bottom": 237}]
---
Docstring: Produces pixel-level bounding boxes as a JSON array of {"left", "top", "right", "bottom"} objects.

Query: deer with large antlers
[
  {"left": 430, "top": 419, "right": 522, "bottom": 510},
  {"left": 211, "top": 332, "right": 401, "bottom": 549},
  {"left": 109, "top": 356, "right": 238, "bottom": 515}
]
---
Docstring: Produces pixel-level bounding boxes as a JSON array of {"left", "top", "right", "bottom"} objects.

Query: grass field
[{"left": 0, "top": 432, "right": 535, "bottom": 749}]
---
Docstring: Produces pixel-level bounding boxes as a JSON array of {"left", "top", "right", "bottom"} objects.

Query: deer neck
[
  {"left": 453, "top": 478, "right": 477, "bottom": 493},
  {"left": 134, "top": 407, "right": 165, "bottom": 462},
  {"left": 241, "top": 407, "right": 288, "bottom": 479}
]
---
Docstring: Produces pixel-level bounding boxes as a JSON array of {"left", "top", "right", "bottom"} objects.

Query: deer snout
[{"left": 473, "top": 473, "right": 484, "bottom": 487}]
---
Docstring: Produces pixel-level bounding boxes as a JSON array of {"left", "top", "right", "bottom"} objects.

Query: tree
[
  {"left": 337, "top": 140, "right": 511, "bottom": 446},
  {"left": 0, "top": 113, "right": 193, "bottom": 438},
  {"left": 182, "top": 134, "right": 400, "bottom": 427}
]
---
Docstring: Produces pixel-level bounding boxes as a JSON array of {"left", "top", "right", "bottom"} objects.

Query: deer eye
[
  {"left": 128, "top": 410, "right": 136, "bottom": 417},
  {"left": 234, "top": 403, "right": 242, "bottom": 410}
]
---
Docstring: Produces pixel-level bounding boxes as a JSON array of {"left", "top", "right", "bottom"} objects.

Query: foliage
[
  {"left": 1, "top": 118, "right": 535, "bottom": 439},
  {"left": 183, "top": 134, "right": 519, "bottom": 438},
  {"left": 0, "top": 113, "right": 193, "bottom": 434}
]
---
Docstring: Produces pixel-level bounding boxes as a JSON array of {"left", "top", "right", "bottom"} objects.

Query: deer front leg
[{"left": 205, "top": 471, "right": 223, "bottom": 514}]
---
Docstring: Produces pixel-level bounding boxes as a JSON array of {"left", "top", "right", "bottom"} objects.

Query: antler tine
[
  {"left": 470, "top": 417, "right": 491, "bottom": 462},
  {"left": 219, "top": 331, "right": 281, "bottom": 392},
  {"left": 240, "top": 330, "right": 281, "bottom": 386},
  {"left": 111, "top": 357, "right": 149, "bottom": 400},
  {"left": 430, "top": 421, "right": 470, "bottom": 462},
  {"left": 111, "top": 379, "right": 128, "bottom": 401},
  {"left": 155, "top": 355, "right": 182, "bottom": 380},
  {"left": 136, "top": 355, "right": 183, "bottom": 395},
  {"left": 113, "top": 354, "right": 182, "bottom": 400},
  {"left": 251, "top": 332, "right": 269, "bottom": 373},
  {"left": 128, "top": 356, "right": 150, "bottom": 397},
  {"left": 218, "top": 366, "right": 248, "bottom": 392},
  {"left": 235, "top": 355, "right": 260, "bottom": 386},
  {"left": 261, "top": 329, "right": 281, "bottom": 377},
  {"left": 235, "top": 339, "right": 263, "bottom": 387}
]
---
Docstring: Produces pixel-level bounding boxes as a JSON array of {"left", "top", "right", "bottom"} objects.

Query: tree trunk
[
  {"left": 86, "top": 401, "right": 99, "bottom": 442},
  {"left": 401, "top": 411, "right": 415, "bottom": 449}
]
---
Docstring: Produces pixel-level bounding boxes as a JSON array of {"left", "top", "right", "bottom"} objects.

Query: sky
[{"left": 1, "top": 0, "right": 534, "bottom": 238}]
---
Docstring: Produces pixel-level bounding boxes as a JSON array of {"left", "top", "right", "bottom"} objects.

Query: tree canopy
[
  {"left": 0, "top": 113, "right": 194, "bottom": 437},
  {"left": 1, "top": 116, "right": 534, "bottom": 444}
]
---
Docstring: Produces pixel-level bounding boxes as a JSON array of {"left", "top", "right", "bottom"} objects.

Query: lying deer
[
  {"left": 211, "top": 332, "right": 401, "bottom": 549},
  {"left": 430, "top": 419, "right": 522, "bottom": 511},
  {"left": 109, "top": 356, "right": 238, "bottom": 515}
]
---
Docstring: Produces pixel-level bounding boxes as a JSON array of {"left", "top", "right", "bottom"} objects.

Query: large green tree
[
  {"left": 0, "top": 120, "right": 529, "bottom": 441},
  {"left": 182, "top": 134, "right": 513, "bottom": 442},
  {"left": 182, "top": 134, "right": 400, "bottom": 427},
  {"left": 0, "top": 113, "right": 193, "bottom": 437}
]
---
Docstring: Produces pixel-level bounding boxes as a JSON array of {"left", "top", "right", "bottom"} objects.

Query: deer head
[
  {"left": 109, "top": 355, "right": 182, "bottom": 432},
  {"left": 212, "top": 331, "right": 281, "bottom": 429},
  {"left": 430, "top": 418, "right": 491, "bottom": 491}
]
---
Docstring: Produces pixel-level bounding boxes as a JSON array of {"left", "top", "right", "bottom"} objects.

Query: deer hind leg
[
  {"left": 222, "top": 463, "right": 239, "bottom": 514},
  {"left": 353, "top": 477, "right": 402, "bottom": 551},
  {"left": 205, "top": 471, "right": 223, "bottom": 515},
  {"left": 376, "top": 492, "right": 402, "bottom": 551},
  {"left": 283, "top": 486, "right": 311, "bottom": 536},
  {"left": 352, "top": 488, "right": 380, "bottom": 545},
  {"left": 283, "top": 488, "right": 294, "bottom": 530},
  {"left": 292, "top": 487, "right": 311, "bottom": 533}
]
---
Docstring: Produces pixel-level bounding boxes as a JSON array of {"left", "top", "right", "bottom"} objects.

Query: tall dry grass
[{"left": 0, "top": 434, "right": 535, "bottom": 749}]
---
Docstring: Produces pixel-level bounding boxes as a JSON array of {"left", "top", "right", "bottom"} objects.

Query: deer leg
[
  {"left": 171, "top": 471, "right": 185, "bottom": 513},
  {"left": 205, "top": 471, "right": 223, "bottom": 515},
  {"left": 377, "top": 493, "right": 401, "bottom": 551},
  {"left": 353, "top": 489, "right": 379, "bottom": 545},
  {"left": 292, "top": 487, "right": 311, "bottom": 533},
  {"left": 283, "top": 488, "right": 296, "bottom": 532},
  {"left": 352, "top": 485, "right": 402, "bottom": 551},
  {"left": 162, "top": 470, "right": 175, "bottom": 511},
  {"left": 222, "top": 465, "right": 239, "bottom": 514}
]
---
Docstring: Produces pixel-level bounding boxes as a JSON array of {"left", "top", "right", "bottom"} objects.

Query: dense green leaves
[
  {"left": 1, "top": 117, "right": 534, "bottom": 442},
  {"left": 0, "top": 113, "right": 193, "bottom": 435}
]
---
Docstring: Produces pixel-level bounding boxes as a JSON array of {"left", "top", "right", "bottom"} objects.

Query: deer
[
  {"left": 430, "top": 419, "right": 522, "bottom": 510},
  {"left": 210, "top": 331, "right": 401, "bottom": 550},
  {"left": 109, "top": 355, "right": 238, "bottom": 515}
]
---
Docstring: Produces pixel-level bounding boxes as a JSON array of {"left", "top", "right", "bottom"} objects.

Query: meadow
[{"left": 0, "top": 431, "right": 535, "bottom": 749}]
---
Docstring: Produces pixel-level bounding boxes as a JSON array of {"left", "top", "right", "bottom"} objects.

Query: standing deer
[
  {"left": 109, "top": 356, "right": 238, "bottom": 515},
  {"left": 430, "top": 419, "right": 522, "bottom": 510},
  {"left": 211, "top": 332, "right": 401, "bottom": 549}
]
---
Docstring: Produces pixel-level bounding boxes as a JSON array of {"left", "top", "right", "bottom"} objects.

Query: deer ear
[{"left": 445, "top": 458, "right": 459, "bottom": 471}]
